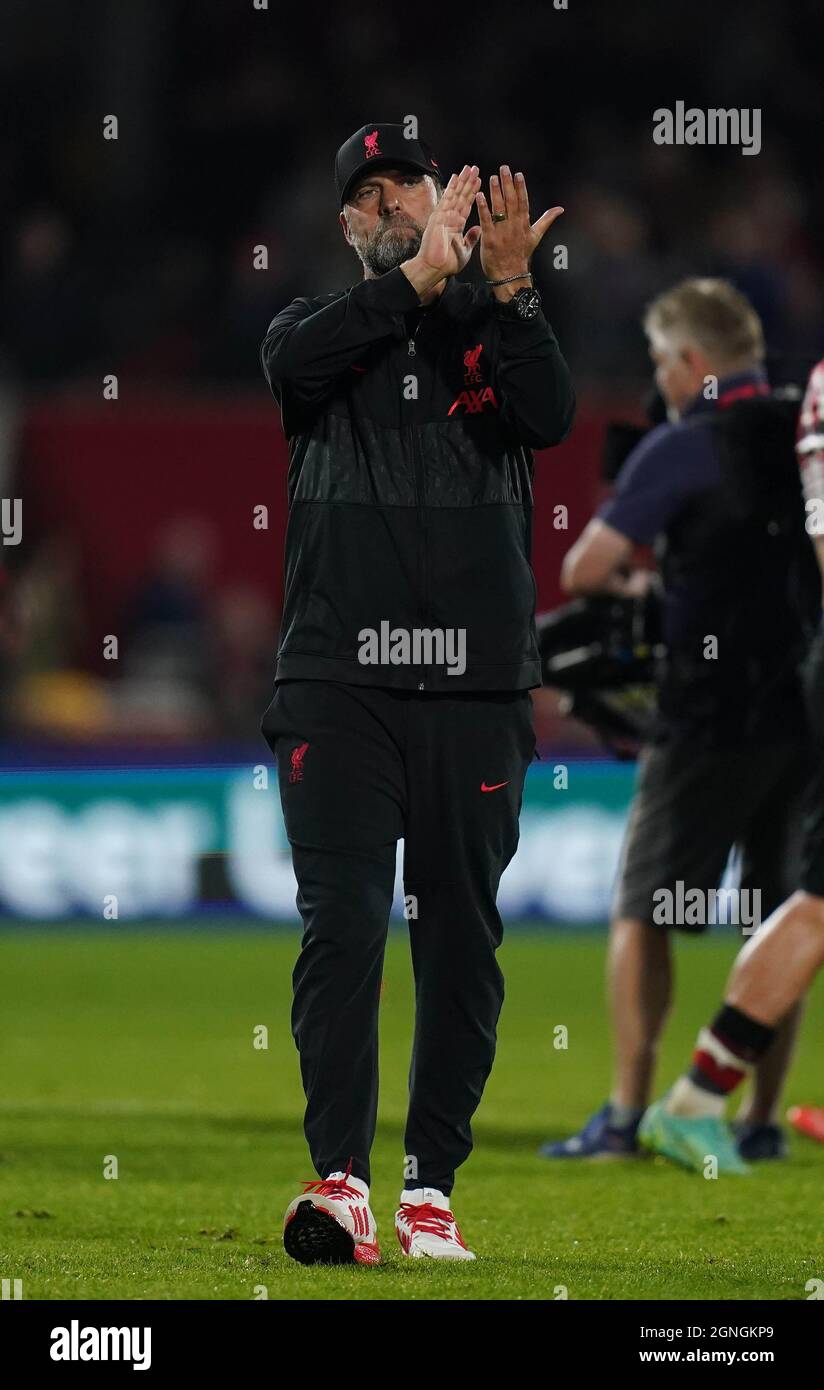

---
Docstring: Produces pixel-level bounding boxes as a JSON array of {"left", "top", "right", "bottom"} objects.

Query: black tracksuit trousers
[{"left": 261, "top": 678, "right": 536, "bottom": 1195}]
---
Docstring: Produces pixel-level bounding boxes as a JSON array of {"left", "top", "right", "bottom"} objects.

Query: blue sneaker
[
  {"left": 732, "top": 1121, "right": 788, "bottom": 1162},
  {"left": 539, "top": 1102, "right": 639, "bottom": 1159}
]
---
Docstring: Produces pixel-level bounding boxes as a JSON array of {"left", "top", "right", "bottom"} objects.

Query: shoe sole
[
  {"left": 539, "top": 1148, "right": 639, "bottom": 1162},
  {"left": 584, "top": 1150, "right": 642, "bottom": 1163},
  {"left": 283, "top": 1199, "right": 356, "bottom": 1266},
  {"left": 397, "top": 1236, "right": 476, "bottom": 1261},
  {"left": 639, "top": 1128, "right": 695, "bottom": 1170},
  {"left": 404, "top": 1250, "right": 476, "bottom": 1261}
]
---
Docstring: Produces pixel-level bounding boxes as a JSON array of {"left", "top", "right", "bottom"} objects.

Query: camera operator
[{"left": 541, "top": 279, "right": 814, "bottom": 1162}]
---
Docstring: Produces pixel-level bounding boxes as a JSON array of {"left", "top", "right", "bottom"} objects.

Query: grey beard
[{"left": 355, "top": 219, "right": 423, "bottom": 276}]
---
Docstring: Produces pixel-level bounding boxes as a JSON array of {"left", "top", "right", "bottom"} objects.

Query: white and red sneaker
[
  {"left": 395, "top": 1187, "right": 476, "bottom": 1261},
  {"left": 283, "top": 1163, "right": 380, "bottom": 1266}
]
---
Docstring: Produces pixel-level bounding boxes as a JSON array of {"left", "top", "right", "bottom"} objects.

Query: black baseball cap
[{"left": 335, "top": 122, "right": 444, "bottom": 208}]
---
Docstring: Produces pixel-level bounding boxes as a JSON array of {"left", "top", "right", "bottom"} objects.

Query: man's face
[
  {"left": 648, "top": 332, "right": 710, "bottom": 419},
  {"left": 340, "top": 168, "right": 441, "bottom": 275}
]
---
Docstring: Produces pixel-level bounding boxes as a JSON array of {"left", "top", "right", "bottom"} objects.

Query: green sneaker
[{"left": 638, "top": 1099, "right": 751, "bottom": 1175}]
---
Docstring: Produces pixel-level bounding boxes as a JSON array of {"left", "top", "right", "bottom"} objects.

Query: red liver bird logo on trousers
[{"left": 288, "top": 742, "right": 309, "bottom": 784}]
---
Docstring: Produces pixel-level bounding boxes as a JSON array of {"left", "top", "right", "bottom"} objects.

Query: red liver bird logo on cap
[{"left": 364, "top": 130, "right": 381, "bottom": 158}]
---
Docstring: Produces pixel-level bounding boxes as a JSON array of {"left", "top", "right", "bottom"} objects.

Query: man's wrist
[
  {"left": 400, "top": 257, "right": 446, "bottom": 301},
  {"left": 488, "top": 269, "right": 533, "bottom": 302}
]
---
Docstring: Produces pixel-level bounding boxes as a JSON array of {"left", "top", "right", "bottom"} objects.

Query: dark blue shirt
[
  {"left": 595, "top": 369, "right": 806, "bottom": 743},
  {"left": 598, "top": 370, "right": 766, "bottom": 547}
]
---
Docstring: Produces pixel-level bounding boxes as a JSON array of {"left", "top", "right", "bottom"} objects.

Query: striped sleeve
[{"left": 797, "top": 359, "right": 824, "bottom": 508}]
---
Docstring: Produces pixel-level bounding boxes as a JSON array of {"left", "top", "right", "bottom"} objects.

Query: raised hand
[
  {"left": 407, "top": 165, "right": 482, "bottom": 290},
  {"left": 475, "top": 166, "right": 564, "bottom": 282}
]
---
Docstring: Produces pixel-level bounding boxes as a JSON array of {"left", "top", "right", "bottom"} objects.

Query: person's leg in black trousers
[
  {"left": 262, "top": 679, "right": 407, "bottom": 1187},
  {"left": 401, "top": 690, "right": 535, "bottom": 1195}
]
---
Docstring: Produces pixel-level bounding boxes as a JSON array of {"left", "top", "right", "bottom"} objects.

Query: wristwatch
[{"left": 496, "top": 285, "right": 542, "bottom": 321}]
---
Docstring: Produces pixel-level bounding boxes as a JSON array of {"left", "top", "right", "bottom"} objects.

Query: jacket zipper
[{"left": 408, "top": 318, "right": 428, "bottom": 689}]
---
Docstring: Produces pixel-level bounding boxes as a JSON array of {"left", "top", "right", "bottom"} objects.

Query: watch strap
[{"left": 494, "top": 285, "right": 542, "bottom": 320}]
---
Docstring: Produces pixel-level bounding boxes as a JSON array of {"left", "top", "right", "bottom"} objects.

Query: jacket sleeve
[
  {"left": 493, "top": 303, "right": 576, "bottom": 449},
  {"left": 261, "top": 265, "right": 422, "bottom": 409}
]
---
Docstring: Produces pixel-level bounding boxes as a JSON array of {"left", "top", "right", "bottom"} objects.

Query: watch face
[{"left": 515, "top": 287, "right": 541, "bottom": 319}]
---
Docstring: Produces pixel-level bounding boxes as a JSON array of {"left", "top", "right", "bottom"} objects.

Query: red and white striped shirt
[{"left": 798, "top": 359, "right": 824, "bottom": 521}]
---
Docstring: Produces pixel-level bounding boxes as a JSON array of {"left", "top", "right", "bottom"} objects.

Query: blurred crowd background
[{"left": 1, "top": 0, "right": 822, "bottom": 751}]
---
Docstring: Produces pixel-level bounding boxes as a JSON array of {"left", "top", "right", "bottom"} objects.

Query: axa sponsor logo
[{"left": 448, "top": 385, "right": 499, "bottom": 416}]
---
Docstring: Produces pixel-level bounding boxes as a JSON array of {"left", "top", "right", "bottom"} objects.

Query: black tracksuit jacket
[{"left": 260, "top": 263, "right": 575, "bottom": 691}]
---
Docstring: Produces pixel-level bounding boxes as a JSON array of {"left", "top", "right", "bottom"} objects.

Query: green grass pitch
[{"left": 1, "top": 926, "right": 823, "bottom": 1301}]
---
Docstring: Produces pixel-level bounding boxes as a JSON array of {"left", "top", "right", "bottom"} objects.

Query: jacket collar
[
  {"left": 343, "top": 269, "right": 479, "bottom": 336},
  {"left": 682, "top": 367, "right": 769, "bottom": 418},
  {"left": 405, "top": 269, "right": 465, "bottom": 320}
]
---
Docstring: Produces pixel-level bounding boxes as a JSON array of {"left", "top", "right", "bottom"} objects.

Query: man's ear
[
  {"left": 339, "top": 209, "right": 352, "bottom": 245},
  {"left": 680, "top": 344, "right": 703, "bottom": 375}
]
